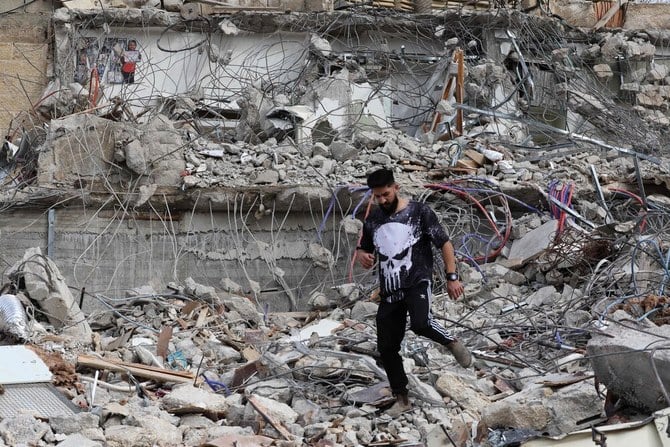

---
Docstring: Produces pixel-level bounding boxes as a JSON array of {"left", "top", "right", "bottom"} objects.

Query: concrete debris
[
  {"left": 7, "top": 247, "right": 91, "bottom": 341},
  {"left": 482, "top": 375, "right": 601, "bottom": 436},
  {"left": 6, "top": 2, "right": 670, "bottom": 446},
  {"left": 588, "top": 320, "right": 670, "bottom": 412}
]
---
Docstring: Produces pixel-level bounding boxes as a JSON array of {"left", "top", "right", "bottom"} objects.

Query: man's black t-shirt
[{"left": 359, "top": 201, "right": 450, "bottom": 299}]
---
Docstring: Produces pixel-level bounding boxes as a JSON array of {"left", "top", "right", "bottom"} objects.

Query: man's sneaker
[
  {"left": 385, "top": 392, "right": 411, "bottom": 418},
  {"left": 446, "top": 340, "right": 472, "bottom": 368}
]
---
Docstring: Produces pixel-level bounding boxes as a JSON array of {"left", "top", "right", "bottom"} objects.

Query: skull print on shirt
[
  {"left": 359, "top": 201, "right": 450, "bottom": 298},
  {"left": 373, "top": 222, "right": 419, "bottom": 292}
]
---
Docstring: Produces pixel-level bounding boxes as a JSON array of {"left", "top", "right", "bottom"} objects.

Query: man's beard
[{"left": 380, "top": 196, "right": 398, "bottom": 215}]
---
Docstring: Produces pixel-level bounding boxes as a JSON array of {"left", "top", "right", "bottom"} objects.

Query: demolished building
[{"left": 3, "top": 0, "right": 670, "bottom": 445}]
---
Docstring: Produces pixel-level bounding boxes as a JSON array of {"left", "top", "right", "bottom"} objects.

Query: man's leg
[
  {"left": 406, "top": 281, "right": 472, "bottom": 368},
  {"left": 376, "top": 298, "right": 409, "bottom": 395}
]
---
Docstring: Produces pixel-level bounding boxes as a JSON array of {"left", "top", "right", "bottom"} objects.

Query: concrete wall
[
  {"left": 60, "top": 23, "right": 444, "bottom": 137},
  {"left": 0, "top": 206, "right": 359, "bottom": 313},
  {"left": 0, "top": 1, "right": 51, "bottom": 138}
]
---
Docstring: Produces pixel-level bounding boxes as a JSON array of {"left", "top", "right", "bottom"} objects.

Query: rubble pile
[
  {"left": 4, "top": 2, "right": 670, "bottom": 447},
  {"left": 1, "top": 188, "right": 670, "bottom": 446}
]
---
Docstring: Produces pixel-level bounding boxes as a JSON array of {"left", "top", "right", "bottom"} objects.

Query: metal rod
[
  {"left": 47, "top": 208, "right": 55, "bottom": 258},
  {"left": 633, "top": 156, "right": 648, "bottom": 209},
  {"left": 547, "top": 195, "right": 597, "bottom": 229},
  {"left": 455, "top": 104, "right": 662, "bottom": 165},
  {"left": 589, "top": 164, "right": 613, "bottom": 223}
]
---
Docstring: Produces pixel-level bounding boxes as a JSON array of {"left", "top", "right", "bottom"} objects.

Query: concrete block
[
  {"left": 508, "top": 220, "right": 558, "bottom": 264},
  {"left": 588, "top": 322, "right": 670, "bottom": 412},
  {"left": 0, "top": 59, "right": 47, "bottom": 78},
  {"left": 481, "top": 379, "right": 601, "bottom": 436}
]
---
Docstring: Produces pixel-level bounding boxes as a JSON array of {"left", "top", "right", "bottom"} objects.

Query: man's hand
[
  {"left": 447, "top": 280, "right": 464, "bottom": 300},
  {"left": 355, "top": 249, "right": 375, "bottom": 269}
]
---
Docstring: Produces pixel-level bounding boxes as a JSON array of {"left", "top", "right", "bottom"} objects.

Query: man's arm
[
  {"left": 356, "top": 221, "right": 375, "bottom": 269},
  {"left": 441, "top": 240, "right": 464, "bottom": 300},
  {"left": 355, "top": 247, "right": 375, "bottom": 269}
]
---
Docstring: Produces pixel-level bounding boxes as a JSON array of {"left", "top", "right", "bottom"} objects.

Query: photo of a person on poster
[{"left": 120, "top": 39, "right": 141, "bottom": 84}]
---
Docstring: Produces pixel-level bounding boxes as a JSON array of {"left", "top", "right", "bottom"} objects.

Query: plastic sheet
[{"left": 0, "top": 294, "right": 29, "bottom": 341}]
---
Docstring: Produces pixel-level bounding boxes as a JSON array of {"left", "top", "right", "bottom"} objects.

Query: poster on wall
[{"left": 74, "top": 37, "right": 141, "bottom": 85}]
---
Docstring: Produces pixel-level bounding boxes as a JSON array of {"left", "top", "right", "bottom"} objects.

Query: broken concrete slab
[
  {"left": 161, "top": 384, "right": 229, "bottom": 416},
  {"left": 522, "top": 406, "right": 670, "bottom": 446},
  {"left": 435, "top": 370, "right": 491, "bottom": 417},
  {"left": 8, "top": 247, "right": 91, "bottom": 341},
  {"left": 588, "top": 320, "right": 670, "bottom": 412},
  {"left": 481, "top": 377, "right": 602, "bottom": 436},
  {"left": 508, "top": 219, "right": 558, "bottom": 264}
]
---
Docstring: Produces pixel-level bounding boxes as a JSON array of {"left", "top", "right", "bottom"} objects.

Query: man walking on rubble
[{"left": 355, "top": 167, "right": 472, "bottom": 417}]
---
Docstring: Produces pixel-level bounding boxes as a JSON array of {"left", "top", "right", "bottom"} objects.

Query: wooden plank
[
  {"left": 77, "top": 354, "right": 194, "bottom": 383},
  {"left": 247, "top": 395, "right": 293, "bottom": 441},
  {"left": 401, "top": 164, "right": 428, "bottom": 172},
  {"left": 176, "top": 318, "right": 190, "bottom": 330},
  {"left": 431, "top": 73, "right": 455, "bottom": 133},
  {"left": 181, "top": 301, "right": 200, "bottom": 316},
  {"left": 267, "top": 312, "right": 313, "bottom": 319},
  {"left": 105, "top": 328, "right": 134, "bottom": 351},
  {"left": 84, "top": 355, "right": 195, "bottom": 378},
  {"left": 464, "top": 149, "right": 485, "bottom": 166},
  {"left": 195, "top": 307, "right": 209, "bottom": 328},
  {"left": 490, "top": 390, "right": 515, "bottom": 401},
  {"left": 231, "top": 361, "right": 261, "bottom": 388},
  {"left": 594, "top": 0, "right": 627, "bottom": 30},
  {"left": 541, "top": 374, "right": 594, "bottom": 388},
  {"left": 456, "top": 158, "right": 480, "bottom": 171},
  {"left": 156, "top": 326, "right": 173, "bottom": 360},
  {"left": 455, "top": 48, "right": 464, "bottom": 136}
]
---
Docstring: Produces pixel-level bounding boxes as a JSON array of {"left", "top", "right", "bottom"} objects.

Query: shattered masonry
[{"left": 2, "top": 0, "right": 670, "bottom": 446}]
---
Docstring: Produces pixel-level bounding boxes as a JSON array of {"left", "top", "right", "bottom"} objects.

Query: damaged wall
[
  {"left": 0, "top": 202, "right": 359, "bottom": 313},
  {"left": 50, "top": 10, "right": 459, "bottom": 140},
  {"left": 6, "top": 7, "right": 670, "bottom": 313},
  {"left": 0, "top": 2, "right": 51, "bottom": 137}
]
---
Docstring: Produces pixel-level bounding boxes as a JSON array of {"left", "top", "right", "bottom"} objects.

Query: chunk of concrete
[
  {"left": 160, "top": 384, "right": 229, "bottom": 416},
  {"left": 435, "top": 370, "right": 491, "bottom": 416},
  {"left": 0, "top": 414, "right": 51, "bottom": 446},
  {"left": 526, "top": 286, "right": 559, "bottom": 308},
  {"left": 593, "top": 64, "right": 613, "bottom": 79},
  {"left": 481, "top": 378, "right": 601, "bottom": 436},
  {"left": 221, "top": 293, "right": 263, "bottom": 325},
  {"left": 253, "top": 169, "right": 280, "bottom": 184},
  {"left": 330, "top": 141, "right": 358, "bottom": 162},
  {"left": 246, "top": 394, "right": 298, "bottom": 426},
  {"left": 508, "top": 220, "right": 558, "bottom": 264},
  {"left": 9, "top": 247, "right": 91, "bottom": 340},
  {"left": 56, "top": 433, "right": 102, "bottom": 447},
  {"left": 588, "top": 321, "right": 670, "bottom": 412}
]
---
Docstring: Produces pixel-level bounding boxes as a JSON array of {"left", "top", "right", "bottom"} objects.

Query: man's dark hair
[{"left": 367, "top": 168, "right": 395, "bottom": 188}]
